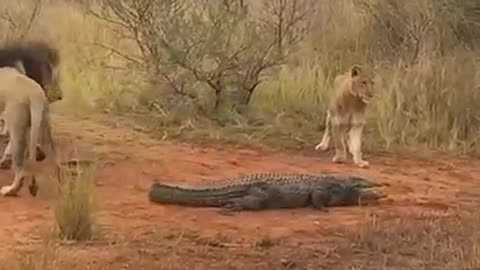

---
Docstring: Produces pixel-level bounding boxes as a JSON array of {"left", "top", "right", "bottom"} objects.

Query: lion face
[
  {"left": 42, "top": 63, "right": 63, "bottom": 103},
  {"left": 349, "top": 65, "right": 375, "bottom": 104}
]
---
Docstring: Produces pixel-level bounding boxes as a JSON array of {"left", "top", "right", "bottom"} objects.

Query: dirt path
[{"left": 0, "top": 114, "right": 479, "bottom": 269}]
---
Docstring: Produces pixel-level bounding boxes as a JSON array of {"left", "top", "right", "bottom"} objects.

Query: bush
[{"left": 54, "top": 162, "right": 96, "bottom": 241}]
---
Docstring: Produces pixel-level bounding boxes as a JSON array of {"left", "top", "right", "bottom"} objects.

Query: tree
[{"left": 88, "top": 0, "right": 316, "bottom": 111}]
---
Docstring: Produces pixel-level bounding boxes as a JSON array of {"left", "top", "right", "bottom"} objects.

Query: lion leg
[
  {"left": 348, "top": 121, "right": 369, "bottom": 168},
  {"left": 0, "top": 119, "right": 7, "bottom": 136},
  {"left": 331, "top": 118, "right": 348, "bottom": 164},
  {"left": 35, "top": 145, "right": 46, "bottom": 161},
  {"left": 0, "top": 126, "right": 8, "bottom": 136},
  {"left": 0, "top": 139, "right": 13, "bottom": 170},
  {"left": 0, "top": 111, "right": 7, "bottom": 136},
  {"left": 26, "top": 101, "right": 45, "bottom": 196},
  {"left": 1, "top": 116, "right": 28, "bottom": 196},
  {"left": 0, "top": 139, "right": 41, "bottom": 170},
  {"left": 1, "top": 144, "right": 28, "bottom": 196},
  {"left": 0, "top": 141, "right": 44, "bottom": 171},
  {"left": 315, "top": 111, "right": 331, "bottom": 151}
]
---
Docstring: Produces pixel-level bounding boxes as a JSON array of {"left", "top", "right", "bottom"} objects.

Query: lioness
[
  {"left": 314, "top": 65, "right": 375, "bottom": 168},
  {"left": 0, "top": 65, "right": 56, "bottom": 196},
  {"left": 0, "top": 41, "right": 62, "bottom": 166}
]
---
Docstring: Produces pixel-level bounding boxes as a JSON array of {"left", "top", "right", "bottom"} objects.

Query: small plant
[
  {"left": 2, "top": 229, "right": 59, "bottom": 270},
  {"left": 18, "top": 236, "right": 57, "bottom": 270},
  {"left": 54, "top": 161, "right": 96, "bottom": 241},
  {"left": 254, "top": 234, "right": 277, "bottom": 249}
]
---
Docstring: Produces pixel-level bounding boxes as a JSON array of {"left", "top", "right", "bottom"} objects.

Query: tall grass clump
[{"left": 54, "top": 162, "right": 97, "bottom": 241}]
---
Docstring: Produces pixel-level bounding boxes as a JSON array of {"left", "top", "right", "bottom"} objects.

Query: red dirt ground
[{"left": 0, "top": 114, "right": 479, "bottom": 269}]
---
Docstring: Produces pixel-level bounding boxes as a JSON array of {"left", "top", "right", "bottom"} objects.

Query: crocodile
[{"left": 148, "top": 172, "right": 386, "bottom": 213}]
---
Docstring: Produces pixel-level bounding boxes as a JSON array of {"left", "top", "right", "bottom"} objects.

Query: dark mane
[{"left": 0, "top": 41, "right": 60, "bottom": 89}]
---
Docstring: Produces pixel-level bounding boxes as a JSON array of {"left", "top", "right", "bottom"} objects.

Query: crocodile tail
[{"left": 148, "top": 182, "right": 247, "bottom": 207}]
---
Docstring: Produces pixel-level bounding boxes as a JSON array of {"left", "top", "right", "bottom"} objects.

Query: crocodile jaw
[{"left": 357, "top": 190, "right": 387, "bottom": 204}]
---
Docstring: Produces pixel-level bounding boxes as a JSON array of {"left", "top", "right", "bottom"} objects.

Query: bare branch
[
  {"left": 87, "top": 42, "right": 144, "bottom": 67},
  {"left": 19, "top": 0, "right": 43, "bottom": 39},
  {"left": 0, "top": 13, "right": 18, "bottom": 30}
]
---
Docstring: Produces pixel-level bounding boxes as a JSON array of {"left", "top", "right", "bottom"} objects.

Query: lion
[
  {"left": 0, "top": 41, "right": 62, "bottom": 166},
  {"left": 0, "top": 40, "right": 62, "bottom": 102},
  {"left": 314, "top": 65, "right": 375, "bottom": 168},
  {"left": 0, "top": 65, "right": 56, "bottom": 196}
]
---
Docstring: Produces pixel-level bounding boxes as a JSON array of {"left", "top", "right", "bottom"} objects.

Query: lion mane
[{"left": 0, "top": 40, "right": 61, "bottom": 101}]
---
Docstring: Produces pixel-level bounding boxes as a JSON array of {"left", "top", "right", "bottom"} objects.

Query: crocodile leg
[
  {"left": 310, "top": 189, "right": 331, "bottom": 212},
  {"left": 218, "top": 186, "right": 271, "bottom": 215}
]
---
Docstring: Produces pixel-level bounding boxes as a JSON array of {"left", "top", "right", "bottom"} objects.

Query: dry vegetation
[
  {"left": 2, "top": 0, "right": 478, "bottom": 152},
  {"left": 54, "top": 161, "right": 97, "bottom": 241},
  {"left": 1, "top": 0, "right": 480, "bottom": 269}
]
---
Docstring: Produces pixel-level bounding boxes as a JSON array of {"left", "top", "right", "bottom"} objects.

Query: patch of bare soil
[{"left": 0, "top": 114, "right": 479, "bottom": 269}]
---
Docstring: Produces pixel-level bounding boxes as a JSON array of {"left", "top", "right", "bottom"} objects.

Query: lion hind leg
[
  {"left": 0, "top": 111, "right": 8, "bottom": 136},
  {"left": 0, "top": 139, "right": 13, "bottom": 170},
  {"left": 1, "top": 118, "right": 28, "bottom": 196},
  {"left": 315, "top": 111, "right": 331, "bottom": 151}
]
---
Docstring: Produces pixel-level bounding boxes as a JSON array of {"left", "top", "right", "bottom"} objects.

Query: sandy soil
[{"left": 0, "top": 114, "right": 479, "bottom": 269}]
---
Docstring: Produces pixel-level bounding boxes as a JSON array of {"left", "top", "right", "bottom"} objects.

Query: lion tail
[
  {"left": 29, "top": 98, "right": 56, "bottom": 161},
  {"left": 315, "top": 110, "right": 331, "bottom": 151},
  {"left": 40, "top": 103, "right": 56, "bottom": 157}
]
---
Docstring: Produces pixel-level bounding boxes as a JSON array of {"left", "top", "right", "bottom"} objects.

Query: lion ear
[{"left": 351, "top": 65, "right": 361, "bottom": 77}]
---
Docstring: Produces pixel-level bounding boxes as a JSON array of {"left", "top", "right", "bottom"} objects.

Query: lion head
[
  {"left": 348, "top": 65, "right": 375, "bottom": 104},
  {"left": 0, "top": 41, "right": 62, "bottom": 103}
]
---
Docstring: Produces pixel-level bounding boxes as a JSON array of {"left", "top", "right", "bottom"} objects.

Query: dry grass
[
  {"left": 0, "top": 230, "right": 58, "bottom": 270},
  {"left": 54, "top": 161, "right": 97, "bottom": 241},
  {"left": 346, "top": 209, "right": 480, "bottom": 269},
  {"left": 3, "top": 209, "right": 480, "bottom": 269}
]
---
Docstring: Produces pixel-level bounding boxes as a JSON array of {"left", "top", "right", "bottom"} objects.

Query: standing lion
[
  {"left": 315, "top": 65, "right": 375, "bottom": 168},
  {"left": 0, "top": 41, "right": 62, "bottom": 167},
  {"left": 0, "top": 65, "right": 56, "bottom": 196}
]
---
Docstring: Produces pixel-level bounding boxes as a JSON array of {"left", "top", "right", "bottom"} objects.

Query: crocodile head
[
  {"left": 318, "top": 172, "right": 384, "bottom": 188},
  {"left": 325, "top": 183, "right": 387, "bottom": 207},
  {"left": 343, "top": 175, "right": 384, "bottom": 188}
]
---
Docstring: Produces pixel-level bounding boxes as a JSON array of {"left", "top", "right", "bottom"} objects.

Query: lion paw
[
  {"left": 332, "top": 155, "right": 346, "bottom": 164},
  {"left": 1, "top": 185, "right": 15, "bottom": 196},
  {"left": 28, "top": 182, "right": 39, "bottom": 197},
  {"left": 35, "top": 146, "right": 46, "bottom": 161},
  {"left": 314, "top": 142, "right": 328, "bottom": 151},
  {"left": 355, "top": 159, "right": 369, "bottom": 168}
]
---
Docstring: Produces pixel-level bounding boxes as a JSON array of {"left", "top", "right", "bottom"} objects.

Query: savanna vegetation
[
  {"left": 1, "top": 0, "right": 479, "bottom": 269},
  {"left": 2, "top": 0, "right": 479, "bottom": 153}
]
